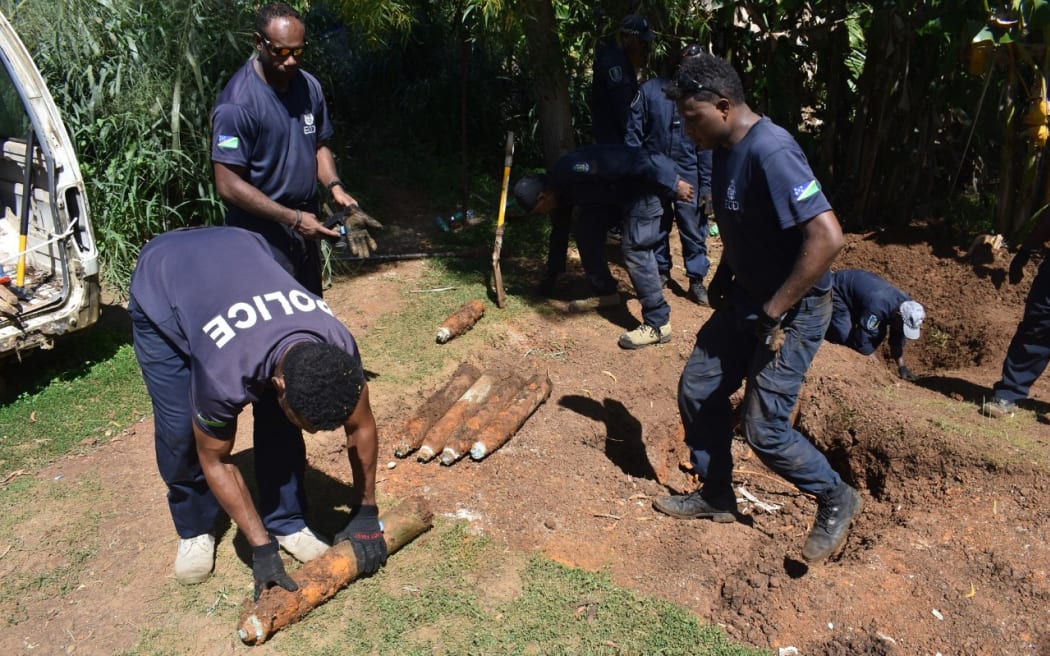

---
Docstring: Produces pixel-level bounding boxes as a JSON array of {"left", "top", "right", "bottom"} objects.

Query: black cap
[
  {"left": 620, "top": 14, "right": 656, "bottom": 42},
  {"left": 513, "top": 173, "right": 549, "bottom": 213}
]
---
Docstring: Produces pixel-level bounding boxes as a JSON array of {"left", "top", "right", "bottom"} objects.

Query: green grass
[{"left": 0, "top": 328, "right": 151, "bottom": 475}]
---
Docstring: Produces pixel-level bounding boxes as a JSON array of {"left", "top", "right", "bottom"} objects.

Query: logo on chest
[
  {"left": 303, "top": 112, "right": 316, "bottom": 135},
  {"left": 724, "top": 180, "right": 740, "bottom": 211}
]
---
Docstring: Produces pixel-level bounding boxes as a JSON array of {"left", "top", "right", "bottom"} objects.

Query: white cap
[{"left": 900, "top": 300, "right": 925, "bottom": 340}]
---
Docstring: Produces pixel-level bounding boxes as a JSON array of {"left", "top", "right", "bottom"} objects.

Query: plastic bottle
[{"left": 434, "top": 210, "right": 476, "bottom": 232}]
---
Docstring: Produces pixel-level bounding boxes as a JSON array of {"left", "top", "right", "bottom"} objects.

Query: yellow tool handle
[{"left": 495, "top": 131, "right": 515, "bottom": 231}]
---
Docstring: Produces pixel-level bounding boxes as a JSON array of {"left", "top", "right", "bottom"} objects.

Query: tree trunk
[{"left": 515, "top": 0, "right": 575, "bottom": 166}]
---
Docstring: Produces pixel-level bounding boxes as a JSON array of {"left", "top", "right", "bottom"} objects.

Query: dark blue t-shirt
[
  {"left": 625, "top": 76, "right": 712, "bottom": 200},
  {"left": 211, "top": 58, "right": 334, "bottom": 243},
  {"left": 713, "top": 117, "right": 833, "bottom": 303},
  {"left": 549, "top": 144, "right": 679, "bottom": 209},
  {"left": 129, "top": 227, "right": 358, "bottom": 439}
]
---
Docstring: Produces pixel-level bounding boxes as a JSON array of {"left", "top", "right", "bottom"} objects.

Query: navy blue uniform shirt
[
  {"left": 590, "top": 40, "right": 638, "bottom": 145},
  {"left": 713, "top": 117, "right": 833, "bottom": 304},
  {"left": 625, "top": 76, "right": 712, "bottom": 199},
  {"left": 211, "top": 57, "right": 334, "bottom": 245},
  {"left": 129, "top": 227, "right": 358, "bottom": 439},
  {"left": 829, "top": 269, "right": 911, "bottom": 356}
]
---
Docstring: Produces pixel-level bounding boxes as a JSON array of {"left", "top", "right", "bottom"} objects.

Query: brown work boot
[
  {"left": 618, "top": 323, "right": 671, "bottom": 349},
  {"left": 802, "top": 483, "right": 863, "bottom": 562}
]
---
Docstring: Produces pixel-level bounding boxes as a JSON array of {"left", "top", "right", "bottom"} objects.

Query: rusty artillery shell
[
  {"left": 393, "top": 362, "right": 482, "bottom": 458},
  {"left": 237, "top": 497, "right": 433, "bottom": 645},
  {"left": 435, "top": 299, "right": 485, "bottom": 343},
  {"left": 417, "top": 373, "right": 495, "bottom": 462},
  {"left": 439, "top": 372, "right": 525, "bottom": 465},
  {"left": 470, "top": 373, "right": 552, "bottom": 461}
]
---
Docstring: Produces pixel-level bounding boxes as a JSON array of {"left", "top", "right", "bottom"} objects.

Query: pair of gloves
[
  {"left": 323, "top": 205, "right": 384, "bottom": 258},
  {"left": 707, "top": 265, "right": 785, "bottom": 352},
  {"left": 252, "top": 505, "right": 388, "bottom": 601}
]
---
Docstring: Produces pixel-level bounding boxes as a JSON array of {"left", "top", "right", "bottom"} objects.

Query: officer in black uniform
[
  {"left": 513, "top": 145, "right": 693, "bottom": 347},
  {"left": 129, "top": 226, "right": 387, "bottom": 596},
  {"left": 826, "top": 268, "right": 925, "bottom": 381},
  {"left": 982, "top": 213, "right": 1050, "bottom": 418},
  {"left": 590, "top": 14, "right": 655, "bottom": 145},
  {"left": 626, "top": 42, "right": 713, "bottom": 306}
]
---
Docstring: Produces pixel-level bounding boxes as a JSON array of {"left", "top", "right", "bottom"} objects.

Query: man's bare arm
[
  {"left": 765, "top": 211, "right": 845, "bottom": 318},
  {"left": 193, "top": 422, "right": 270, "bottom": 547},
  {"left": 213, "top": 161, "right": 337, "bottom": 240},
  {"left": 343, "top": 382, "right": 379, "bottom": 508}
]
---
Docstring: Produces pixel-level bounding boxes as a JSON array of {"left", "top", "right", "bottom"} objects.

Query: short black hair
[
  {"left": 664, "top": 53, "right": 746, "bottom": 105},
  {"left": 283, "top": 342, "right": 365, "bottom": 430},
  {"left": 512, "top": 173, "right": 550, "bottom": 213},
  {"left": 256, "top": 2, "right": 302, "bottom": 35}
]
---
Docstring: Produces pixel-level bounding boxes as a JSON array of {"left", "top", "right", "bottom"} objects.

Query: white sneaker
[
  {"left": 275, "top": 527, "right": 330, "bottom": 562},
  {"left": 174, "top": 533, "right": 215, "bottom": 584}
]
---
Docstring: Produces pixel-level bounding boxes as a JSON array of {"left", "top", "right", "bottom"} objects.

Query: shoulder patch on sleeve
[
  {"left": 607, "top": 66, "right": 623, "bottom": 83},
  {"left": 217, "top": 135, "right": 240, "bottom": 149},
  {"left": 792, "top": 179, "right": 821, "bottom": 201},
  {"left": 630, "top": 89, "right": 642, "bottom": 107},
  {"left": 864, "top": 314, "right": 880, "bottom": 332}
]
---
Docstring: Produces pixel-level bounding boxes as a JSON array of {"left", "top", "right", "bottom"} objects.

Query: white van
[{"left": 0, "top": 11, "right": 100, "bottom": 364}]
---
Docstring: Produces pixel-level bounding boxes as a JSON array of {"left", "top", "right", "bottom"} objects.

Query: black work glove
[
  {"left": 1009, "top": 248, "right": 1031, "bottom": 285},
  {"left": 707, "top": 264, "right": 734, "bottom": 311},
  {"left": 252, "top": 540, "right": 298, "bottom": 601},
  {"left": 753, "top": 309, "right": 784, "bottom": 352},
  {"left": 334, "top": 505, "right": 388, "bottom": 575},
  {"left": 897, "top": 364, "right": 917, "bottom": 382}
]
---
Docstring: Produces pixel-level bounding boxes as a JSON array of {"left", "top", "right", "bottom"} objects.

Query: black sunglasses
[
  {"left": 673, "top": 71, "right": 727, "bottom": 100},
  {"left": 259, "top": 34, "right": 307, "bottom": 58}
]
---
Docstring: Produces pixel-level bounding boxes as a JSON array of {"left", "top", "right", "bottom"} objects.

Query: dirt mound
[{"left": 4, "top": 221, "right": 1050, "bottom": 655}]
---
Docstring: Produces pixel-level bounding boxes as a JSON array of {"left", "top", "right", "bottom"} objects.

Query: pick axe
[{"left": 491, "top": 131, "right": 514, "bottom": 308}]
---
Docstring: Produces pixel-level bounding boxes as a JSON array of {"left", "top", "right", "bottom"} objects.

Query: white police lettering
[
  {"left": 724, "top": 179, "right": 740, "bottom": 212},
  {"left": 202, "top": 290, "right": 336, "bottom": 348}
]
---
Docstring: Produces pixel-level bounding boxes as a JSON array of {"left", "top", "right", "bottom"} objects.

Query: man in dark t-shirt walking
[
  {"left": 129, "top": 227, "right": 387, "bottom": 598},
  {"left": 656, "top": 52, "right": 861, "bottom": 563}
]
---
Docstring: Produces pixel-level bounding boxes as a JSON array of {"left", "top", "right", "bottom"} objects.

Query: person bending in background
[
  {"left": 129, "top": 227, "right": 387, "bottom": 596},
  {"left": 981, "top": 213, "right": 1050, "bottom": 418},
  {"left": 825, "top": 268, "right": 926, "bottom": 381},
  {"left": 654, "top": 51, "right": 861, "bottom": 563},
  {"left": 513, "top": 144, "right": 694, "bottom": 348}
]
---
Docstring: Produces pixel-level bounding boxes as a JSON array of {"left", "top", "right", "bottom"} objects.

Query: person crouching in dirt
[
  {"left": 980, "top": 212, "right": 1050, "bottom": 418},
  {"left": 654, "top": 52, "right": 862, "bottom": 562},
  {"left": 128, "top": 226, "right": 387, "bottom": 599},
  {"left": 513, "top": 144, "right": 694, "bottom": 349},
  {"left": 825, "top": 268, "right": 926, "bottom": 381}
]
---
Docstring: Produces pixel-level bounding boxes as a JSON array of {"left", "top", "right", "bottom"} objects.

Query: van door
[{"left": 0, "top": 10, "right": 100, "bottom": 360}]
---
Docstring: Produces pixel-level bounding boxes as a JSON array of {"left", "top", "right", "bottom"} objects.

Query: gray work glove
[
  {"left": 252, "top": 539, "right": 298, "bottom": 601},
  {"left": 324, "top": 206, "right": 383, "bottom": 258},
  {"left": 334, "top": 505, "right": 388, "bottom": 575}
]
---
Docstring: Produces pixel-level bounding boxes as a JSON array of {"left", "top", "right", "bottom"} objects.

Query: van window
[{"left": 0, "top": 64, "right": 29, "bottom": 139}]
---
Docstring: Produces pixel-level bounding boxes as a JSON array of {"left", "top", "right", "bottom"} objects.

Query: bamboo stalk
[
  {"left": 393, "top": 363, "right": 481, "bottom": 458},
  {"left": 237, "top": 497, "right": 433, "bottom": 645},
  {"left": 470, "top": 373, "right": 552, "bottom": 461}
]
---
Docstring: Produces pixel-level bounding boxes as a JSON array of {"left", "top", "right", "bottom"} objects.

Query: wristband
[
  {"left": 292, "top": 209, "right": 302, "bottom": 231},
  {"left": 327, "top": 179, "right": 344, "bottom": 193}
]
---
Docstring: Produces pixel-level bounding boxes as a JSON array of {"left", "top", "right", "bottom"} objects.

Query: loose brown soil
[{"left": 4, "top": 205, "right": 1050, "bottom": 655}]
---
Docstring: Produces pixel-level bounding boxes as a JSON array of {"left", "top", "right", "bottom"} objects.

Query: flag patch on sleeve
[
  {"left": 792, "top": 180, "right": 821, "bottom": 201},
  {"left": 217, "top": 135, "right": 240, "bottom": 149}
]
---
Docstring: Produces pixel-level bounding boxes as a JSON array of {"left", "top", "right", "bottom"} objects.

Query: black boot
[
  {"left": 802, "top": 482, "right": 863, "bottom": 562},
  {"left": 652, "top": 488, "right": 737, "bottom": 523}
]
